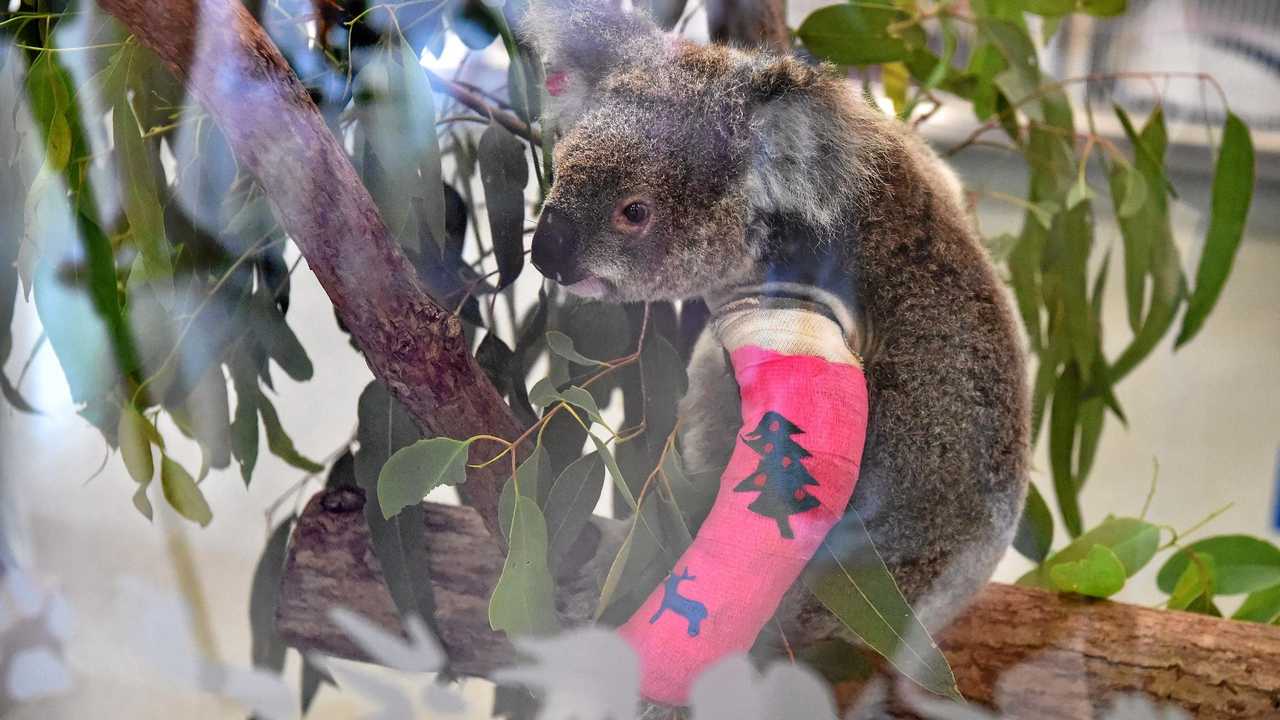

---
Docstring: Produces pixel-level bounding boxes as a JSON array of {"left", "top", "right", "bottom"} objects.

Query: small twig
[{"left": 423, "top": 67, "right": 542, "bottom": 145}]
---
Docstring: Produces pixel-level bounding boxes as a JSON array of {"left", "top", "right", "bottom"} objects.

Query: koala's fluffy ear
[{"left": 520, "top": 0, "right": 665, "bottom": 92}]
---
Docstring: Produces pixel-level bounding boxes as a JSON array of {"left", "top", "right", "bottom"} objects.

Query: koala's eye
[{"left": 622, "top": 202, "right": 649, "bottom": 225}]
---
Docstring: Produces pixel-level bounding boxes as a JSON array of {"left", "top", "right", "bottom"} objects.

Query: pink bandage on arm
[{"left": 617, "top": 305, "right": 869, "bottom": 706}]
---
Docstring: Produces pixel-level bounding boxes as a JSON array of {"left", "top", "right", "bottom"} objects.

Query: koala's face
[{"left": 531, "top": 99, "right": 760, "bottom": 303}]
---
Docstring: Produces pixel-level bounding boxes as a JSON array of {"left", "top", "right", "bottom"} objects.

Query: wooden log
[
  {"left": 277, "top": 488, "right": 1280, "bottom": 718},
  {"left": 96, "top": 0, "right": 528, "bottom": 539}
]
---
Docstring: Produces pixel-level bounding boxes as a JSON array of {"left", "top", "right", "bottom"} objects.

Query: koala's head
[{"left": 521, "top": 1, "right": 817, "bottom": 302}]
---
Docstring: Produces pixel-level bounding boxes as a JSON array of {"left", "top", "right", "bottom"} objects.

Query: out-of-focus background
[{"left": 2, "top": 0, "right": 1278, "bottom": 717}]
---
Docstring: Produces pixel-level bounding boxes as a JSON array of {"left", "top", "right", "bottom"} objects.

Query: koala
[{"left": 522, "top": 1, "right": 1029, "bottom": 639}]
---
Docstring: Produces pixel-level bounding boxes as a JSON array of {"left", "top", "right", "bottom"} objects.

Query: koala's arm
[{"left": 617, "top": 300, "right": 868, "bottom": 706}]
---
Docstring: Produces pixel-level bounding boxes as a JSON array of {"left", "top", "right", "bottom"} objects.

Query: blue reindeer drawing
[{"left": 648, "top": 567, "right": 708, "bottom": 637}]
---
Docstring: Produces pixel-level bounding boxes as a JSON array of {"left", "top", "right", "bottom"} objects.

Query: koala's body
[{"left": 524, "top": 2, "right": 1028, "bottom": 636}]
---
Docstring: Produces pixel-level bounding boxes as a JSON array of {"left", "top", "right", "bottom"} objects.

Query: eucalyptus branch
[
  {"left": 944, "top": 71, "right": 1230, "bottom": 158},
  {"left": 424, "top": 66, "right": 543, "bottom": 145}
]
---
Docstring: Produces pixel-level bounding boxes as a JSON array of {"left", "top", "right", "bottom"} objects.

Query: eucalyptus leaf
[
  {"left": 1019, "top": 515, "right": 1160, "bottom": 588},
  {"left": 257, "top": 392, "right": 324, "bottom": 473},
  {"left": 558, "top": 386, "right": 604, "bottom": 425},
  {"left": 251, "top": 289, "right": 313, "bottom": 382},
  {"left": 354, "top": 382, "right": 439, "bottom": 633},
  {"left": 378, "top": 437, "right": 474, "bottom": 520},
  {"left": 1232, "top": 584, "right": 1280, "bottom": 624},
  {"left": 1048, "top": 364, "right": 1083, "bottom": 536},
  {"left": 1012, "top": 482, "right": 1054, "bottom": 563},
  {"left": 478, "top": 123, "right": 528, "bottom": 290},
  {"left": 798, "top": 5, "right": 927, "bottom": 66},
  {"left": 802, "top": 509, "right": 960, "bottom": 700},
  {"left": 544, "top": 452, "right": 606, "bottom": 569},
  {"left": 104, "top": 45, "right": 173, "bottom": 290},
  {"left": 1157, "top": 535, "right": 1280, "bottom": 595},
  {"left": 250, "top": 518, "right": 294, "bottom": 672},
  {"left": 590, "top": 434, "right": 636, "bottom": 512},
  {"left": 545, "top": 330, "right": 605, "bottom": 367},
  {"left": 160, "top": 455, "right": 213, "bottom": 527},
  {"left": 118, "top": 405, "right": 156, "bottom": 486},
  {"left": 1176, "top": 112, "right": 1255, "bottom": 348},
  {"left": 229, "top": 357, "right": 260, "bottom": 486},
  {"left": 499, "top": 446, "right": 548, "bottom": 540},
  {"left": 489, "top": 498, "right": 559, "bottom": 636},
  {"left": 1048, "top": 544, "right": 1126, "bottom": 598},
  {"left": 1167, "top": 553, "right": 1215, "bottom": 612},
  {"left": 1109, "top": 106, "right": 1185, "bottom": 384}
]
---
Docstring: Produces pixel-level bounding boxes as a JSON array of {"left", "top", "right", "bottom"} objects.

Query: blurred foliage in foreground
[{"left": 0, "top": 0, "right": 1265, "bottom": 711}]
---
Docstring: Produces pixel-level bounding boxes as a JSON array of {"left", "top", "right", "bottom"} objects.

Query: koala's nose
[{"left": 531, "top": 207, "right": 584, "bottom": 284}]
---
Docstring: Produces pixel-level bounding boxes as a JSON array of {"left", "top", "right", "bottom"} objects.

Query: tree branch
[
  {"left": 706, "top": 0, "right": 790, "bottom": 53},
  {"left": 425, "top": 67, "right": 542, "bottom": 145},
  {"left": 95, "top": 0, "right": 529, "bottom": 539},
  {"left": 278, "top": 489, "right": 1280, "bottom": 719}
]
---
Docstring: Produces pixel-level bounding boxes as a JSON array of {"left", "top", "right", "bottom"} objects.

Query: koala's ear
[{"left": 520, "top": 0, "right": 665, "bottom": 92}]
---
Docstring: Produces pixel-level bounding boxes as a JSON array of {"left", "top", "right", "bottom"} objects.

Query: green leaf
[
  {"left": 257, "top": 392, "right": 324, "bottom": 473},
  {"left": 132, "top": 482, "right": 153, "bottom": 521},
  {"left": 1176, "top": 113, "right": 1255, "bottom": 348},
  {"left": 177, "top": 362, "right": 233, "bottom": 473},
  {"left": 229, "top": 358, "right": 260, "bottom": 486},
  {"left": 378, "top": 437, "right": 474, "bottom": 520},
  {"left": 353, "top": 382, "right": 438, "bottom": 630},
  {"left": 489, "top": 498, "right": 559, "bottom": 636},
  {"left": 590, "top": 434, "right": 636, "bottom": 512},
  {"left": 1077, "top": 0, "right": 1125, "bottom": 17},
  {"left": 802, "top": 509, "right": 960, "bottom": 701},
  {"left": 160, "top": 455, "right": 212, "bottom": 527},
  {"left": 118, "top": 405, "right": 156, "bottom": 486},
  {"left": 1232, "top": 584, "right": 1280, "bottom": 624},
  {"left": 1012, "top": 482, "right": 1054, "bottom": 563},
  {"left": 558, "top": 386, "right": 605, "bottom": 425},
  {"left": 797, "top": 5, "right": 927, "bottom": 66},
  {"left": 1167, "top": 552, "right": 1215, "bottom": 612},
  {"left": 1107, "top": 160, "right": 1149, "bottom": 332},
  {"left": 1048, "top": 364, "right": 1083, "bottom": 537},
  {"left": 400, "top": 41, "right": 447, "bottom": 251},
  {"left": 528, "top": 377, "right": 559, "bottom": 408},
  {"left": 499, "top": 446, "right": 548, "bottom": 541},
  {"left": 250, "top": 518, "right": 294, "bottom": 672},
  {"left": 1049, "top": 544, "right": 1126, "bottom": 597},
  {"left": 1065, "top": 179, "right": 1093, "bottom": 210},
  {"left": 1157, "top": 535, "right": 1280, "bottom": 595},
  {"left": 478, "top": 122, "right": 528, "bottom": 290},
  {"left": 1019, "top": 516, "right": 1160, "bottom": 588},
  {"left": 981, "top": 18, "right": 1072, "bottom": 128},
  {"left": 1109, "top": 106, "right": 1186, "bottom": 384},
  {"left": 545, "top": 330, "right": 605, "bottom": 367},
  {"left": 595, "top": 488, "right": 691, "bottom": 622},
  {"left": 105, "top": 45, "right": 173, "bottom": 291},
  {"left": 595, "top": 524, "right": 636, "bottom": 619},
  {"left": 544, "top": 452, "right": 605, "bottom": 570},
  {"left": 251, "top": 290, "right": 313, "bottom": 382}
]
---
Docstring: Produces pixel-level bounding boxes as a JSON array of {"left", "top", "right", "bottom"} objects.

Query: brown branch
[
  {"left": 706, "top": 0, "right": 790, "bottom": 53},
  {"left": 95, "top": 0, "right": 527, "bottom": 539},
  {"left": 424, "top": 67, "right": 542, "bottom": 145},
  {"left": 279, "top": 489, "right": 1280, "bottom": 718}
]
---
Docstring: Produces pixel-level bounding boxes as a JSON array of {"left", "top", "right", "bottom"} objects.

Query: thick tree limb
[
  {"left": 706, "top": 0, "right": 790, "bottom": 53},
  {"left": 278, "top": 488, "right": 1280, "bottom": 719},
  {"left": 95, "top": 0, "right": 527, "bottom": 538}
]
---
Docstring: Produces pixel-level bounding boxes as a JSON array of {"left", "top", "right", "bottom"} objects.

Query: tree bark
[
  {"left": 94, "top": 0, "right": 526, "bottom": 538},
  {"left": 278, "top": 488, "right": 1280, "bottom": 719},
  {"left": 706, "top": 0, "right": 790, "bottom": 53}
]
